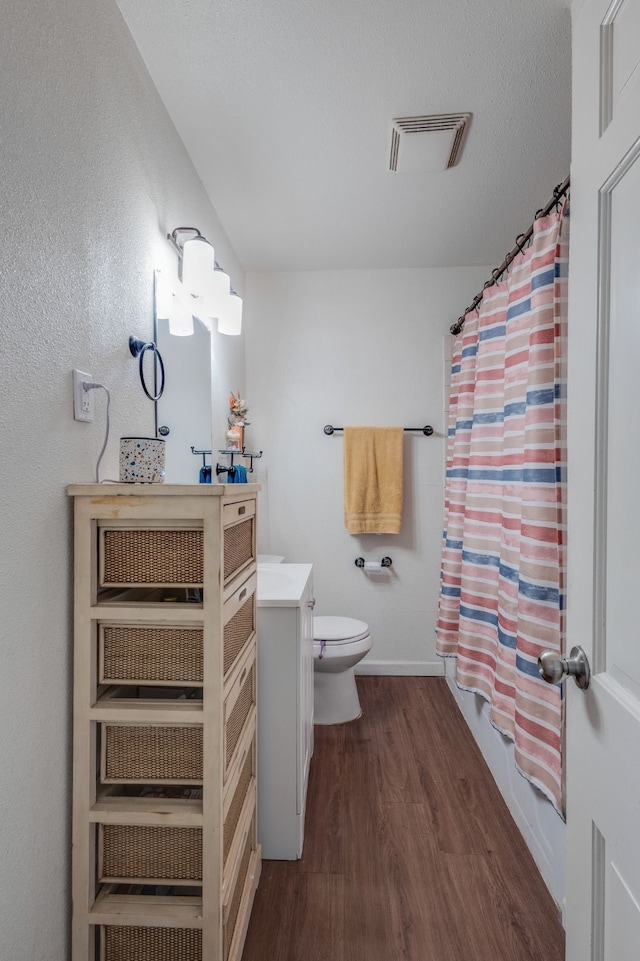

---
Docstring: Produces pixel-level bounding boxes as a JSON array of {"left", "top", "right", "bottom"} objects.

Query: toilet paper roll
[{"left": 363, "top": 561, "right": 388, "bottom": 572}]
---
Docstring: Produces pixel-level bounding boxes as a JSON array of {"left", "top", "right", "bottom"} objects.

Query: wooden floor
[{"left": 242, "top": 676, "right": 564, "bottom": 961}]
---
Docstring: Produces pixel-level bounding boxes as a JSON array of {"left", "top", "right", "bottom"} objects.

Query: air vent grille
[{"left": 389, "top": 113, "right": 472, "bottom": 171}]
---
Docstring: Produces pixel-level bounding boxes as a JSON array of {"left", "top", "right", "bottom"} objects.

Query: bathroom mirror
[
  {"left": 156, "top": 310, "right": 214, "bottom": 484},
  {"left": 153, "top": 267, "right": 247, "bottom": 485}
]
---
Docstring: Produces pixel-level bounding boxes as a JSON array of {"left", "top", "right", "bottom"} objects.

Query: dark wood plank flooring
[{"left": 242, "top": 676, "right": 564, "bottom": 961}]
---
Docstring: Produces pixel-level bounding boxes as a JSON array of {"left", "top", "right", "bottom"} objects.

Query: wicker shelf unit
[{"left": 67, "top": 484, "right": 261, "bottom": 961}]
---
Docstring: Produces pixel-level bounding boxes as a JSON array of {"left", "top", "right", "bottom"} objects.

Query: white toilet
[{"left": 313, "top": 616, "right": 373, "bottom": 724}]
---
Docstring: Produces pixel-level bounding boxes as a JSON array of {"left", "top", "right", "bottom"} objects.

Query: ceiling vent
[{"left": 389, "top": 113, "right": 472, "bottom": 173}]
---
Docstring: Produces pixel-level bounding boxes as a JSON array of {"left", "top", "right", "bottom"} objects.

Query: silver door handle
[
  {"left": 307, "top": 598, "right": 316, "bottom": 609},
  {"left": 538, "top": 646, "right": 590, "bottom": 690}
]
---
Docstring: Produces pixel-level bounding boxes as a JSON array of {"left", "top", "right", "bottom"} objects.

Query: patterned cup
[{"left": 119, "top": 437, "right": 165, "bottom": 483}]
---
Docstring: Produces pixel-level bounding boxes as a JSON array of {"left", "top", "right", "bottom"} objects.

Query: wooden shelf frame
[{"left": 68, "top": 485, "right": 261, "bottom": 961}]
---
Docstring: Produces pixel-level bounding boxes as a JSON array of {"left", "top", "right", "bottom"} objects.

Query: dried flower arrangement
[
  {"left": 226, "top": 391, "right": 250, "bottom": 450},
  {"left": 228, "top": 391, "right": 250, "bottom": 426}
]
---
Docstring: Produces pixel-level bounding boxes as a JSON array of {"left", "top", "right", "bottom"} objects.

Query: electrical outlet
[{"left": 73, "top": 369, "right": 94, "bottom": 422}]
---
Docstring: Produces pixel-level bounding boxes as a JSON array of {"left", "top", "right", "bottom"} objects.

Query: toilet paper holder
[{"left": 355, "top": 556, "right": 392, "bottom": 570}]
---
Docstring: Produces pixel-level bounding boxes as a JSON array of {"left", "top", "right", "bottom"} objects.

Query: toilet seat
[{"left": 313, "top": 615, "right": 370, "bottom": 645}]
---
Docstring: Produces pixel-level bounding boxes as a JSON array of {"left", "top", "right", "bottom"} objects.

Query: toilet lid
[{"left": 313, "top": 615, "right": 369, "bottom": 643}]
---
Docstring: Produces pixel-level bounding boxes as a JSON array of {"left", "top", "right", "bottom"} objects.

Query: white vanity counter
[
  {"left": 256, "top": 563, "right": 314, "bottom": 859},
  {"left": 257, "top": 562, "right": 313, "bottom": 607}
]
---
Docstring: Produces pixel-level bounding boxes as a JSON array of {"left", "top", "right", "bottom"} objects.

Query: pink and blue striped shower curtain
[{"left": 436, "top": 205, "right": 569, "bottom": 814}]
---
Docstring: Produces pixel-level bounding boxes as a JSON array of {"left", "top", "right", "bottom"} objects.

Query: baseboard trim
[{"left": 355, "top": 660, "right": 445, "bottom": 677}]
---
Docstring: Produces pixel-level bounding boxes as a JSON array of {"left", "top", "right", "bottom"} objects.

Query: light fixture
[
  {"left": 167, "top": 227, "right": 214, "bottom": 297},
  {"left": 218, "top": 291, "right": 243, "bottom": 336},
  {"left": 182, "top": 236, "right": 215, "bottom": 297},
  {"left": 167, "top": 294, "right": 194, "bottom": 337},
  {"left": 167, "top": 226, "right": 241, "bottom": 336},
  {"left": 155, "top": 267, "right": 194, "bottom": 337},
  {"left": 202, "top": 266, "right": 229, "bottom": 320}
]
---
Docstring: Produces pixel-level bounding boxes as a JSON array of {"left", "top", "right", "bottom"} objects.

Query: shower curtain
[{"left": 436, "top": 204, "right": 569, "bottom": 815}]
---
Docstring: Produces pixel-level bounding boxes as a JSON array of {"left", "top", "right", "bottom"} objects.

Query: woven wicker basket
[
  {"left": 101, "top": 529, "right": 204, "bottom": 587},
  {"left": 223, "top": 519, "right": 254, "bottom": 583},
  {"left": 99, "top": 823, "right": 202, "bottom": 884},
  {"left": 100, "top": 624, "right": 204, "bottom": 686},
  {"left": 99, "top": 517, "right": 255, "bottom": 588},
  {"left": 225, "top": 666, "right": 255, "bottom": 772},
  {"left": 101, "top": 724, "right": 203, "bottom": 784},
  {"left": 223, "top": 597, "right": 255, "bottom": 678},
  {"left": 98, "top": 599, "right": 254, "bottom": 688},
  {"left": 101, "top": 925, "right": 202, "bottom": 961},
  {"left": 223, "top": 746, "right": 254, "bottom": 867}
]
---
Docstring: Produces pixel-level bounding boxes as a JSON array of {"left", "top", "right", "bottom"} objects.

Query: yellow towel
[{"left": 343, "top": 427, "right": 404, "bottom": 534}]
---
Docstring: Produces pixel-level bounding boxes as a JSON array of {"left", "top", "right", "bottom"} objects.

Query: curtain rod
[{"left": 450, "top": 175, "right": 570, "bottom": 336}]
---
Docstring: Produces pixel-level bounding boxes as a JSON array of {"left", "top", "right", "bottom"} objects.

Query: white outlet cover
[{"left": 73, "top": 369, "right": 94, "bottom": 422}]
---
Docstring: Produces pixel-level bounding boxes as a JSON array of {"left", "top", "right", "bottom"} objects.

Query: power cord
[{"left": 82, "top": 382, "right": 111, "bottom": 483}]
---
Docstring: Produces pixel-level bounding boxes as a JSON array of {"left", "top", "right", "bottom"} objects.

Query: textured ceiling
[{"left": 117, "top": 0, "right": 572, "bottom": 272}]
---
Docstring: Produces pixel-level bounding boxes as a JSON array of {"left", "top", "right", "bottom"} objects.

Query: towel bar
[{"left": 324, "top": 425, "right": 433, "bottom": 435}]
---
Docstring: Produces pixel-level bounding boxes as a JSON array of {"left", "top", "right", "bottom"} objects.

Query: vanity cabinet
[
  {"left": 67, "top": 484, "right": 261, "bottom": 961},
  {"left": 257, "top": 564, "right": 314, "bottom": 859}
]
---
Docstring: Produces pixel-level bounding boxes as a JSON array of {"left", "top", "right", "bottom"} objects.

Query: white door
[{"left": 564, "top": 1, "right": 640, "bottom": 958}]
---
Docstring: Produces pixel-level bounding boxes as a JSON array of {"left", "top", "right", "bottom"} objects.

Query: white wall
[
  {"left": 244, "top": 267, "right": 488, "bottom": 673},
  {"left": 0, "top": 2, "right": 244, "bottom": 958}
]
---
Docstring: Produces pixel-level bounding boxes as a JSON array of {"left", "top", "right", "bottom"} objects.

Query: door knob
[{"left": 538, "top": 646, "right": 591, "bottom": 690}]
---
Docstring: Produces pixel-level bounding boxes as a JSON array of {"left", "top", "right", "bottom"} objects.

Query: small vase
[{"left": 226, "top": 427, "right": 243, "bottom": 451}]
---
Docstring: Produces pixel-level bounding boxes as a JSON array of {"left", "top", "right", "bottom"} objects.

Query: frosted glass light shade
[
  {"left": 168, "top": 294, "right": 194, "bottom": 336},
  {"left": 182, "top": 237, "right": 215, "bottom": 297},
  {"left": 218, "top": 292, "right": 243, "bottom": 335},
  {"left": 203, "top": 267, "right": 231, "bottom": 319}
]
